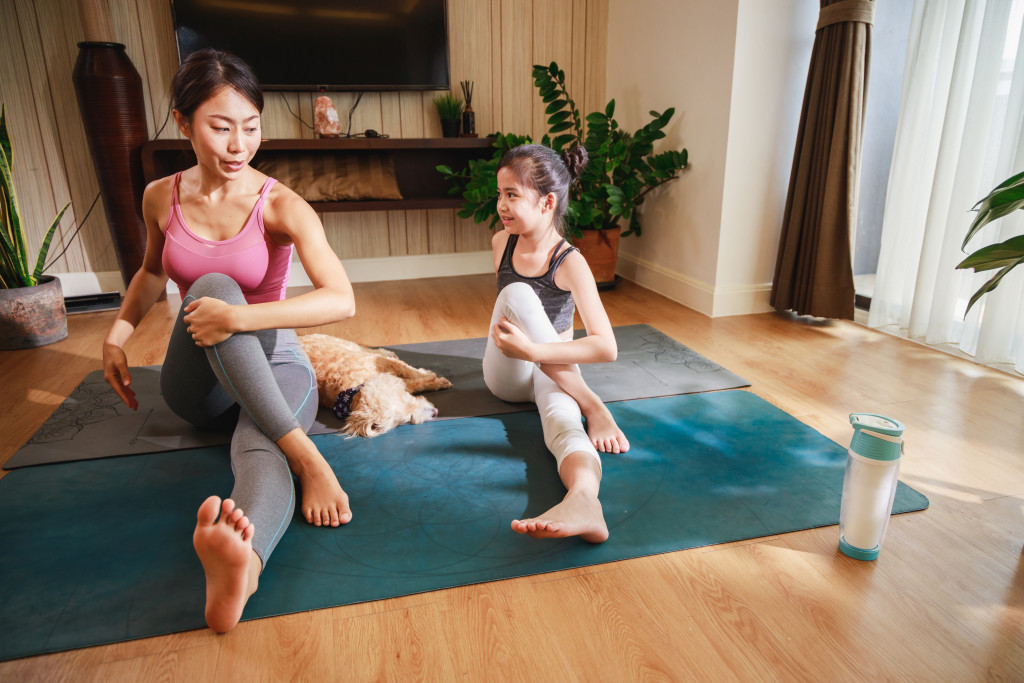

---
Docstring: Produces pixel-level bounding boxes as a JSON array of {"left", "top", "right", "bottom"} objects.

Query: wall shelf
[{"left": 140, "top": 137, "right": 494, "bottom": 212}]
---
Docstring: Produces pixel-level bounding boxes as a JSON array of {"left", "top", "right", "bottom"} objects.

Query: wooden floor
[{"left": 1, "top": 274, "right": 1022, "bottom": 682}]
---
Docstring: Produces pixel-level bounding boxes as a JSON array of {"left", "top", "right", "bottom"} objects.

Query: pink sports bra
[{"left": 162, "top": 172, "right": 293, "bottom": 304}]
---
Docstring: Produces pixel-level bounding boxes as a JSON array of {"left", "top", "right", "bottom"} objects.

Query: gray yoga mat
[{"left": 5, "top": 324, "right": 748, "bottom": 469}]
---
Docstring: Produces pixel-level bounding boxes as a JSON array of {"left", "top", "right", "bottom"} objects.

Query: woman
[{"left": 102, "top": 49, "right": 354, "bottom": 632}]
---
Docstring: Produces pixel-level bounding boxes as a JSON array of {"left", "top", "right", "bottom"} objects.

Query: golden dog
[{"left": 300, "top": 334, "right": 452, "bottom": 437}]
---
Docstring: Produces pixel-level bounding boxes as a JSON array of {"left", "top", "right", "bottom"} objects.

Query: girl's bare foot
[
  {"left": 193, "top": 496, "right": 260, "bottom": 633},
  {"left": 278, "top": 430, "right": 353, "bottom": 527},
  {"left": 581, "top": 402, "right": 630, "bottom": 454},
  {"left": 511, "top": 490, "right": 609, "bottom": 543}
]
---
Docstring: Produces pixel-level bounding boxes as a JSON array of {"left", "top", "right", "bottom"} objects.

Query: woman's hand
[
  {"left": 491, "top": 317, "right": 536, "bottom": 361},
  {"left": 102, "top": 342, "right": 138, "bottom": 410},
  {"left": 183, "top": 297, "right": 237, "bottom": 347}
]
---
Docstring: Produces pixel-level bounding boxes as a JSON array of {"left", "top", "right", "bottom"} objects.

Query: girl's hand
[
  {"left": 183, "top": 297, "right": 237, "bottom": 347},
  {"left": 492, "top": 317, "right": 535, "bottom": 361},
  {"left": 102, "top": 342, "right": 138, "bottom": 410}
]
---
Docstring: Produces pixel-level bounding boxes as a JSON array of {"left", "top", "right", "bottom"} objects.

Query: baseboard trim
[{"left": 616, "top": 252, "right": 772, "bottom": 317}]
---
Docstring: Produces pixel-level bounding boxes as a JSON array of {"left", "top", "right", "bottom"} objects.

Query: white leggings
[{"left": 482, "top": 282, "right": 600, "bottom": 471}]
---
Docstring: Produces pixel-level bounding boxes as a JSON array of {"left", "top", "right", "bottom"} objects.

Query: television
[{"left": 171, "top": 0, "right": 450, "bottom": 92}]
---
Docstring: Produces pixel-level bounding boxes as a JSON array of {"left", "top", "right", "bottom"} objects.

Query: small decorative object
[
  {"left": 460, "top": 80, "right": 476, "bottom": 138},
  {"left": 432, "top": 93, "right": 464, "bottom": 138},
  {"left": 839, "top": 414, "right": 905, "bottom": 561},
  {"left": 314, "top": 96, "right": 342, "bottom": 137},
  {"left": 1, "top": 105, "right": 72, "bottom": 349}
]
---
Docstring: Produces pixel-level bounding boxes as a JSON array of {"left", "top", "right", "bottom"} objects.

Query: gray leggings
[{"left": 161, "top": 273, "right": 318, "bottom": 567}]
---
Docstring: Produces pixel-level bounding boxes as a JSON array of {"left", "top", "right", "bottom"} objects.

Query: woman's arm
[
  {"left": 492, "top": 250, "right": 617, "bottom": 365},
  {"left": 188, "top": 184, "right": 355, "bottom": 343},
  {"left": 102, "top": 178, "right": 173, "bottom": 408}
]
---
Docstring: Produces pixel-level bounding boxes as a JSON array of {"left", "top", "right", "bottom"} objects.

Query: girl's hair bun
[{"left": 561, "top": 146, "right": 589, "bottom": 182}]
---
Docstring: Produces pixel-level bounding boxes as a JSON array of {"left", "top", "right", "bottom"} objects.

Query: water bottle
[{"left": 839, "top": 414, "right": 905, "bottom": 561}]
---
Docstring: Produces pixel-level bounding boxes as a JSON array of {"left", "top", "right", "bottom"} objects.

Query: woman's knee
[{"left": 186, "top": 273, "right": 246, "bottom": 305}]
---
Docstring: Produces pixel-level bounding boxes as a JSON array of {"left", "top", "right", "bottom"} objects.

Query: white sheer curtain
[{"left": 869, "top": 0, "right": 1024, "bottom": 374}]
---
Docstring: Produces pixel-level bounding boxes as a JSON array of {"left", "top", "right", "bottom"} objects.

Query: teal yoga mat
[{"left": 0, "top": 391, "right": 928, "bottom": 661}]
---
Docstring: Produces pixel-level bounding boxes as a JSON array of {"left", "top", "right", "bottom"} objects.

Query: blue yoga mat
[{"left": 0, "top": 391, "right": 927, "bottom": 661}]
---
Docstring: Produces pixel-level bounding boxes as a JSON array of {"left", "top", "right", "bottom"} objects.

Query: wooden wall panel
[
  {"left": 583, "top": 0, "right": 610, "bottom": 124},
  {"left": 3, "top": 0, "right": 607, "bottom": 276},
  {"left": 1, "top": 2, "right": 59, "bottom": 272},
  {"left": 134, "top": 0, "right": 178, "bottom": 137},
  {"left": 531, "top": 0, "right": 575, "bottom": 140},
  {"left": 500, "top": 0, "right": 535, "bottom": 136}
]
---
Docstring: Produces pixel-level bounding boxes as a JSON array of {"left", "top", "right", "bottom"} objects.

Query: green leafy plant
[
  {"left": 955, "top": 170, "right": 1024, "bottom": 314},
  {"left": 1, "top": 105, "right": 70, "bottom": 289},
  {"left": 432, "top": 93, "right": 464, "bottom": 120},
  {"left": 438, "top": 61, "right": 689, "bottom": 238}
]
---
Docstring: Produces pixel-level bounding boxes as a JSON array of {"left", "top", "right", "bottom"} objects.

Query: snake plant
[{"left": 0, "top": 104, "right": 70, "bottom": 288}]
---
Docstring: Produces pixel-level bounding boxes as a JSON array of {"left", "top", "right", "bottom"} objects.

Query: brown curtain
[{"left": 770, "top": 0, "right": 874, "bottom": 320}]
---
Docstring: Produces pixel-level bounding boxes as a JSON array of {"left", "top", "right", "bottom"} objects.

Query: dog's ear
[{"left": 342, "top": 406, "right": 388, "bottom": 438}]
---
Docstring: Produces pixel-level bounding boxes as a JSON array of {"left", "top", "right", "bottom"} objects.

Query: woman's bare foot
[
  {"left": 511, "top": 490, "right": 609, "bottom": 543},
  {"left": 581, "top": 401, "right": 630, "bottom": 454},
  {"left": 193, "top": 496, "right": 260, "bottom": 633},
  {"left": 278, "top": 429, "right": 353, "bottom": 527}
]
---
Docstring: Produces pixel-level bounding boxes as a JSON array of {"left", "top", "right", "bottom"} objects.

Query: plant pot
[
  {"left": 0, "top": 275, "right": 68, "bottom": 350},
  {"left": 440, "top": 118, "right": 461, "bottom": 138},
  {"left": 572, "top": 227, "right": 621, "bottom": 287}
]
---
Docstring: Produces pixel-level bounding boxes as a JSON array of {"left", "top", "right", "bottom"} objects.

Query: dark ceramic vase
[{"left": 72, "top": 42, "right": 149, "bottom": 289}]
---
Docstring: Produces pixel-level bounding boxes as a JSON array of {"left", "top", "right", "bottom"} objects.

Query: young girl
[
  {"left": 102, "top": 49, "right": 355, "bottom": 632},
  {"left": 484, "top": 143, "right": 630, "bottom": 544}
]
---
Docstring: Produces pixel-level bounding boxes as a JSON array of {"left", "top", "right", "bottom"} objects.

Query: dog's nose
[{"left": 430, "top": 406, "right": 438, "bottom": 418}]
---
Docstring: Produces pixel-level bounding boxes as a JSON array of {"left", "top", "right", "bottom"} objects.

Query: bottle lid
[
  {"left": 849, "top": 414, "right": 905, "bottom": 436},
  {"left": 849, "top": 414, "right": 904, "bottom": 461}
]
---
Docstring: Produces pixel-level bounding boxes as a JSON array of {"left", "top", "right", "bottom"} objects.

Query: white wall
[{"left": 606, "top": 0, "right": 817, "bottom": 317}]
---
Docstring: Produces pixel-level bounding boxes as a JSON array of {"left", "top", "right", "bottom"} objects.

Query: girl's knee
[
  {"left": 497, "top": 281, "right": 541, "bottom": 312},
  {"left": 546, "top": 427, "right": 599, "bottom": 469}
]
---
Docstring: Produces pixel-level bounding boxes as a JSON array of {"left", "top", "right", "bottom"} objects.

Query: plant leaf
[
  {"left": 545, "top": 99, "right": 567, "bottom": 115},
  {"left": 956, "top": 235, "right": 1024, "bottom": 271},
  {"left": 0, "top": 135, "right": 30, "bottom": 287},
  {"left": 552, "top": 134, "right": 576, "bottom": 150},
  {"left": 32, "top": 201, "right": 70, "bottom": 280},
  {"left": 963, "top": 257, "right": 1024, "bottom": 315},
  {"left": 0, "top": 105, "right": 11, "bottom": 171},
  {"left": 963, "top": 172, "right": 1024, "bottom": 248},
  {"left": 547, "top": 110, "right": 571, "bottom": 125}
]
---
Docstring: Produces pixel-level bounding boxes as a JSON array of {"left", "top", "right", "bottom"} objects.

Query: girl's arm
[
  {"left": 183, "top": 184, "right": 355, "bottom": 346},
  {"left": 493, "top": 250, "right": 617, "bottom": 365},
  {"left": 102, "top": 177, "right": 174, "bottom": 408}
]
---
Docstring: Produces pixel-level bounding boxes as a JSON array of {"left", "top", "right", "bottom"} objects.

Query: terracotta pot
[
  {"left": 571, "top": 227, "right": 621, "bottom": 286},
  {"left": 0, "top": 275, "right": 68, "bottom": 350}
]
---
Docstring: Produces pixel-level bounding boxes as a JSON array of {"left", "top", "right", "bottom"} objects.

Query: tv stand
[{"left": 140, "top": 137, "right": 494, "bottom": 212}]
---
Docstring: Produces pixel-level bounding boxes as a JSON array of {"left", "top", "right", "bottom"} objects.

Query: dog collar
[{"left": 332, "top": 384, "right": 364, "bottom": 419}]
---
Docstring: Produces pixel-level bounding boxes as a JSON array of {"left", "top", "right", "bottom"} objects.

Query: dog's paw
[{"left": 435, "top": 376, "right": 453, "bottom": 390}]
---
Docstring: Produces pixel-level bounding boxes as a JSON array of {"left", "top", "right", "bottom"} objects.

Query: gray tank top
[{"left": 496, "top": 234, "right": 577, "bottom": 333}]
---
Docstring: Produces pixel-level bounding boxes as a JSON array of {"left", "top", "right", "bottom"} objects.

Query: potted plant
[
  {"left": 1, "top": 104, "right": 71, "bottom": 349},
  {"left": 955, "top": 170, "right": 1024, "bottom": 314},
  {"left": 438, "top": 61, "right": 689, "bottom": 285},
  {"left": 432, "top": 93, "right": 464, "bottom": 138}
]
